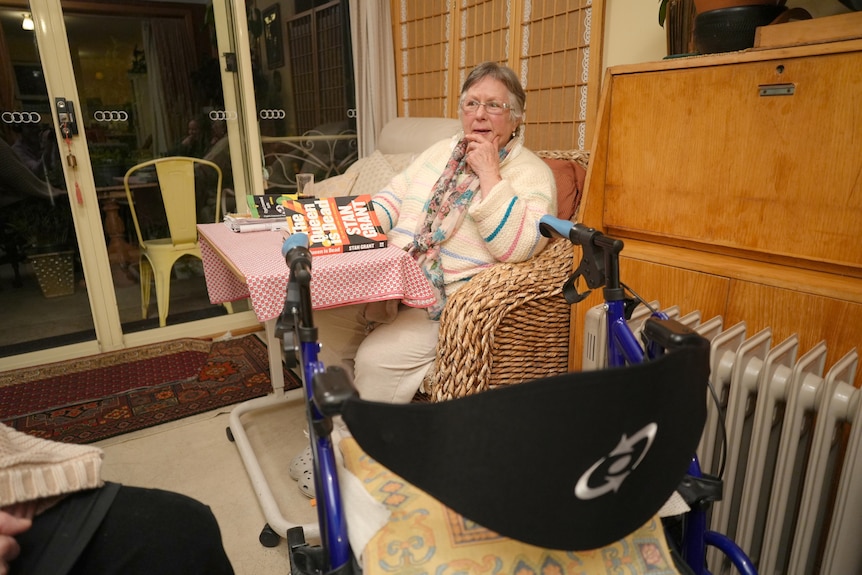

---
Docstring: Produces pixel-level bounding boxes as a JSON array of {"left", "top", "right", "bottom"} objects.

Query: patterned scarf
[{"left": 408, "top": 136, "right": 511, "bottom": 320}]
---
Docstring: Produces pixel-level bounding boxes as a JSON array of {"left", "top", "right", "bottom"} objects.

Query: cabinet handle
[{"left": 759, "top": 83, "right": 795, "bottom": 97}]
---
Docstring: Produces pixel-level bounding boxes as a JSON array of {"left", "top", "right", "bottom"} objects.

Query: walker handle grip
[
  {"left": 539, "top": 215, "right": 574, "bottom": 240},
  {"left": 282, "top": 232, "right": 310, "bottom": 259},
  {"left": 280, "top": 232, "right": 314, "bottom": 339}
]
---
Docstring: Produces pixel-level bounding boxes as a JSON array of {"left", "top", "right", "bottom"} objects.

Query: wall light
[{"left": 22, "top": 13, "right": 35, "bottom": 31}]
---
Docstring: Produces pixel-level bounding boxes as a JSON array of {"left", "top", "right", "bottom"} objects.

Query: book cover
[
  {"left": 247, "top": 193, "right": 300, "bottom": 219},
  {"left": 272, "top": 195, "right": 388, "bottom": 256}
]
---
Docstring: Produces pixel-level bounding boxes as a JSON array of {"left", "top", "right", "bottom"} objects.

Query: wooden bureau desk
[{"left": 572, "top": 39, "right": 862, "bottom": 385}]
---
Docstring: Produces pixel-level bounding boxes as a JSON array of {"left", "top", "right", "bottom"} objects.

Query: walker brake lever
[
  {"left": 561, "top": 273, "right": 591, "bottom": 304},
  {"left": 561, "top": 227, "right": 609, "bottom": 304},
  {"left": 623, "top": 297, "right": 640, "bottom": 320},
  {"left": 574, "top": 228, "right": 608, "bottom": 290},
  {"left": 276, "top": 304, "right": 300, "bottom": 369}
]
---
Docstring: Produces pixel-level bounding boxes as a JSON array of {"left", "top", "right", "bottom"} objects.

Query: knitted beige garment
[{"left": 0, "top": 423, "right": 104, "bottom": 508}]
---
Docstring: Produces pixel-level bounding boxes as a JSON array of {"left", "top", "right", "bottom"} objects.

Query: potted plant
[
  {"left": 660, "top": 0, "right": 781, "bottom": 22},
  {"left": 659, "top": 0, "right": 674, "bottom": 26},
  {"left": 6, "top": 197, "right": 77, "bottom": 298},
  {"left": 660, "top": 0, "right": 797, "bottom": 54},
  {"left": 659, "top": 0, "right": 697, "bottom": 54}
]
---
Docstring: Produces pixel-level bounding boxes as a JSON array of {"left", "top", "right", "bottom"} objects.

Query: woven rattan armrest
[
  {"left": 426, "top": 238, "right": 575, "bottom": 401},
  {"left": 424, "top": 149, "right": 589, "bottom": 402}
]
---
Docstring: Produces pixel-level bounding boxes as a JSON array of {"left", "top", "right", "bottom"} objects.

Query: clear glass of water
[{"left": 296, "top": 173, "right": 314, "bottom": 197}]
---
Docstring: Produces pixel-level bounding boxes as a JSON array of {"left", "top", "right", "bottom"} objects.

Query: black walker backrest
[{"left": 320, "top": 319, "right": 709, "bottom": 551}]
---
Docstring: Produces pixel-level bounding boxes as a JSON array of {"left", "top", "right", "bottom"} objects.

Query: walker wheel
[{"left": 259, "top": 523, "right": 281, "bottom": 547}]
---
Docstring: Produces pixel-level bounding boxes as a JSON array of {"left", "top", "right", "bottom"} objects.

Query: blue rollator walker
[
  {"left": 277, "top": 233, "right": 356, "bottom": 575},
  {"left": 539, "top": 214, "right": 758, "bottom": 575},
  {"left": 277, "top": 229, "right": 741, "bottom": 575}
]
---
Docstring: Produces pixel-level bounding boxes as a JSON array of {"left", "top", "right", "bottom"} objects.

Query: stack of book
[{"left": 244, "top": 194, "right": 388, "bottom": 256}]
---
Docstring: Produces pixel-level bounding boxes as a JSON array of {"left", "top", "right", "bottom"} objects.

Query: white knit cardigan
[
  {"left": 371, "top": 134, "right": 557, "bottom": 299},
  {"left": 0, "top": 423, "right": 103, "bottom": 509}
]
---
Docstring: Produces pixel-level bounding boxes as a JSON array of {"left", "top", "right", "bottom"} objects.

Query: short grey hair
[{"left": 459, "top": 61, "right": 525, "bottom": 121}]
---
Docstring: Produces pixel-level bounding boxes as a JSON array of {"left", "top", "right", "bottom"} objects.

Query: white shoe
[
  {"left": 298, "top": 469, "right": 315, "bottom": 499},
  {"left": 289, "top": 446, "right": 312, "bottom": 480}
]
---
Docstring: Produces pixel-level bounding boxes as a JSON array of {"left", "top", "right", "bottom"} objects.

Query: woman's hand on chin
[{"left": 465, "top": 133, "right": 502, "bottom": 194}]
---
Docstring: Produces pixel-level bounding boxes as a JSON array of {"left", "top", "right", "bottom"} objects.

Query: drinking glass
[{"left": 296, "top": 173, "right": 315, "bottom": 197}]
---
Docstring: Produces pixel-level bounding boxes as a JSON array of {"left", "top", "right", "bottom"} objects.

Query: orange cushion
[{"left": 543, "top": 158, "right": 586, "bottom": 221}]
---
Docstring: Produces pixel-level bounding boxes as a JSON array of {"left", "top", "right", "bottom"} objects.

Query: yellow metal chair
[{"left": 123, "top": 156, "right": 232, "bottom": 327}]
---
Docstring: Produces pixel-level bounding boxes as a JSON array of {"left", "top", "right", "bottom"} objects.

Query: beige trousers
[{"left": 314, "top": 303, "right": 439, "bottom": 403}]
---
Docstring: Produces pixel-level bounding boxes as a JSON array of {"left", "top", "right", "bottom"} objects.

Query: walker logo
[{"left": 574, "top": 423, "right": 657, "bottom": 500}]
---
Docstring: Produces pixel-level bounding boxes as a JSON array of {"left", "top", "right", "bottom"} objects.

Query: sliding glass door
[
  {"left": 0, "top": 0, "right": 355, "bottom": 368},
  {"left": 0, "top": 1, "right": 97, "bottom": 357},
  {"left": 59, "top": 3, "right": 248, "bottom": 335},
  {"left": 0, "top": 0, "right": 255, "bottom": 366}
]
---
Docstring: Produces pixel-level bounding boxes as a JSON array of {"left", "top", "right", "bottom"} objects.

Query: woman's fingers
[
  {"left": 0, "top": 511, "right": 32, "bottom": 536},
  {"left": 1, "top": 534, "right": 22, "bottom": 574},
  {"left": 0, "top": 510, "right": 33, "bottom": 574}
]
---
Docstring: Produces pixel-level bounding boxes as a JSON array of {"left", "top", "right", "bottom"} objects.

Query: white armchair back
[{"left": 377, "top": 117, "right": 461, "bottom": 155}]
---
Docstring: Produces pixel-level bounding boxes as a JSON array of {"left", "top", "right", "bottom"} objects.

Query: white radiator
[{"left": 582, "top": 304, "right": 861, "bottom": 575}]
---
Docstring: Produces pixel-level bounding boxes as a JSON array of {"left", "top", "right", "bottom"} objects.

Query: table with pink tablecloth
[{"left": 197, "top": 223, "right": 435, "bottom": 322}]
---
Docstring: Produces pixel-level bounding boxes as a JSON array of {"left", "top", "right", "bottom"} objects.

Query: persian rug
[{"left": 0, "top": 335, "right": 299, "bottom": 444}]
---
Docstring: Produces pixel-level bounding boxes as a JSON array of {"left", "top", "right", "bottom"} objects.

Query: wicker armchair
[{"left": 425, "top": 149, "right": 590, "bottom": 401}]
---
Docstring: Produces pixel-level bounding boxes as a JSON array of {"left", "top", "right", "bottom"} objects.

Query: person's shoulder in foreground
[{"left": 0, "top": 422, "right": 234, "bottom": 575}]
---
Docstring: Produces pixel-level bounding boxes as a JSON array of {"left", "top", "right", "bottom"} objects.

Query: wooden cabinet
[{"left": 573, "top": 40, "right": 862, "bottom": 387}]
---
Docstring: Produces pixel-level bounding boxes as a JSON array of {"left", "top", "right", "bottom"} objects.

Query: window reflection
[
  {"left": 0, "top": 0, "right": 358, "bottom": 355},
  {"left": 0, "top": 3, "right": 242, "bottom": 354},
  {"left": 62, "top": 7, "right": 242, "bottom": 331},
  {"left": 255, "top": 0, "right": 357, "bottom": 193},
  {"left": 0, "top": 7, "right": 88, "bottom": 355}
]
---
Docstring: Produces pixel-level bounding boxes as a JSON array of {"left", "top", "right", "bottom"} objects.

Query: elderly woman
[
  {"left": 314, "top": 61, "right": 556, "bottom": 404},
  {"left": 291, "top": 61, "right": 556, "bottom": 497}
]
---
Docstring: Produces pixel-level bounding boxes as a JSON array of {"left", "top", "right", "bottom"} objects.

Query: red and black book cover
[{"left": 280, "top": 195, "right": 388, "bottom": 256}]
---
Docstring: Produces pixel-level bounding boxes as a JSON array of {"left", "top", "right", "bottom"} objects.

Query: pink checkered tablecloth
[{"left": 197, "top": 223, "right": 436, "bottom": 322}]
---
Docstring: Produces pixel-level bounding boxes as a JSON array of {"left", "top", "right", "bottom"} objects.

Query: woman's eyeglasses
[{"left": 460, "top": 99, "right": 510, "bottom": 115}]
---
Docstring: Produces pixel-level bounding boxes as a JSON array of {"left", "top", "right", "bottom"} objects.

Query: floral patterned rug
[{"left": 0, "top": 335, "right": 299, "bottom": 444}]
